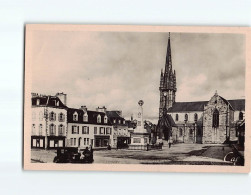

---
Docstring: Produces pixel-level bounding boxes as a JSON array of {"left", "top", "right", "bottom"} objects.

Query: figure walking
[{"left": 168, "top": 136, "right": 173, "bottom": 148}]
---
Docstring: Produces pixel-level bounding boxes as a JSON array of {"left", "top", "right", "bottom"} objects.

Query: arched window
[
  {"left": 97, "top": 115, "right": 101, "bottom": 123},
  {"left": 83, "top": 112, "right": 88, "bottom": 122},
  {"left": 59, "top": 113, "right": 65, "bottom": 122},
  {"left": 39, "top": 124, "right": 43, "bottom": 135},
  {"left": 185, "top": 114, "right": 188, "bottom": 121},
  {"left": 50, "top": 124, "right": 56, "bottom": 135},
  {"left": 194, "top": 113, "right": 198, "bottom": 121},
  {"left": 58, "top": 124, "right": 64, "bottom": 135},
  {"left": 49, "top": 112, "right": 56, "bottom": 121},
  {"left": 239, "top": 112, "right": 243, "bottom": 120},
  {"left": 212, "top": 109, "right": 219, "bottom": 128},
  {"left": 175, "top": 114, "right": 179, "bottom": 121}
]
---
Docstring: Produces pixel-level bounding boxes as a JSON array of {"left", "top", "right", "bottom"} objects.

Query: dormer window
[
  {"left": 83, "top": 112, "right": 88, "bottom": 122},
  {"left": 104, "top": 115, "right": 108, "bottom": 124},
  {"left": 73, "top": 112, "right": 78, "bottom": 121},
  {"left": 49, "top": 112, "right": 56, "bottom": 121},
  {"left": 97, "top": 114, "right": 101, "bottom": 123},
  {"left": 56, "top": 101, "right": 60, "bottom": 106},
  {"left": 123, "top": 120, "right": 125, "bottom": 124},
  {"left": 36, "top": 99, "right": 40, "bottom": 105},
  {"left": 113, "top": 119, "right": 116, "bottom": 124},
  {"left": 118, "top": 120, "right": 121, "bottom": 124}
]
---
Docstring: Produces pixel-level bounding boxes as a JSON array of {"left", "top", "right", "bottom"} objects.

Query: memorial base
[{"left": 128, "top": 132, "right": 150, "bottom": 150}]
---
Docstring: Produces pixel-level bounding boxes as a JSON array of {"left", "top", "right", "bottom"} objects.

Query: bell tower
[{"left": 159, "top": 33, "right": 177, "bottom": 119}]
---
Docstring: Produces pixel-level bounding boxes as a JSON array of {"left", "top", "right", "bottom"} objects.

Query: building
[
  {"left": 67, "top": 106, "right": 113, "bottom": 148},
  {"left": 106, "top": 110, "right": 130, "bottom": 148},
  {"left": 31, "top": 93, "right": 68, "bottom": 149},
  {"left": 157, "top": 34, "right": 245, "bottom": 144}
]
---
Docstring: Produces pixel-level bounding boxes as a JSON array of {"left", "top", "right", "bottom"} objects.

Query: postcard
[{"left": 24, "top": 24, "right": 250, "bottom": 173}]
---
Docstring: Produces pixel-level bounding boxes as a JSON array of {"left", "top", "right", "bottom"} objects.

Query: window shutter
[
  {"left": 77, "top": 126, "right": 79, "bottom": 134},
  {"left": 88, "top": 127, "right": 89, "bottom": 134}
]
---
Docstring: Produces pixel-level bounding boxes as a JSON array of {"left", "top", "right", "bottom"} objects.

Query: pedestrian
[{"left": 168, "top": 136, "right": 173, "bottom": 148}]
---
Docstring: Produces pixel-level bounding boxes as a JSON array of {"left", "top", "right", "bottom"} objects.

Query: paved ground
[{"left": 31, "top": 143, "right": 233, "bottom": 165}]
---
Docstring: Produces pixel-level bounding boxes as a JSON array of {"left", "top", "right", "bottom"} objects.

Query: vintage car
[{"left": 53, "top": 147, "right": 94, "bottom": 164}]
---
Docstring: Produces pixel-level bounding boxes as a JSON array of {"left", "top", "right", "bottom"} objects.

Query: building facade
[
  {"left": 106, "top": 110, "right": 130, "bottom": 148},
  {"left": 31, "top": 93, "right": 68, "bottom": 149},
  {"left": 157, "top": 34, "right": 245, "bottom": 144},
  {"left": 67, "top": 106, "right": 113, "bottom": 148}
]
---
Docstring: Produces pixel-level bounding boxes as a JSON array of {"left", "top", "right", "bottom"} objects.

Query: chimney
[
  {"left": 55, "top": 92, "right": 67, "bottom": 106},
  {"left": 80, "top": 105, "right": 88, "bottom": 112},
  {"left": 96, "top": 106, "right": 107, "bottom": 113}
]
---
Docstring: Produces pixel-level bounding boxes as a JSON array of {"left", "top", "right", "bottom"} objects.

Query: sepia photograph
[{"left": 24, "top": 25, "right": 250, "bottom": 172}]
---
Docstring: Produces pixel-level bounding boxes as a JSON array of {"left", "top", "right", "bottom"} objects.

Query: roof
[
  {"left": 106, "top": 111, "right": 123, "bottom": 119},
  {"left": 67, "top": 108, "right": 112, "bottom": 125},
  {"left": 32, "top": 96, "right": 67, "bottom": 109},
  {"left": 167, "top": 101, "right": 208, "bottom": 112},
  {"left": 228, "top": 99, "right": 245, "bottom": 111},
  {"left": 167, "top": 99, "right": 245, "bottom": 112}
]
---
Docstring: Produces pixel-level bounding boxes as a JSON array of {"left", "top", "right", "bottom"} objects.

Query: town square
[{"left": 29, "top": 30, "right": 245, "bottom": 166}]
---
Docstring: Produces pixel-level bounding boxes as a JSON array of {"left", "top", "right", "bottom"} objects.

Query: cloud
[{"left": 31, "top": 31, "right": 245, "bottom": 122}]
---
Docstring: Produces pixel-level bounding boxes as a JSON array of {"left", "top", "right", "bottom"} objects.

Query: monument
[{"left": 128, "top": 100, "right": 150, "bottom": 150}]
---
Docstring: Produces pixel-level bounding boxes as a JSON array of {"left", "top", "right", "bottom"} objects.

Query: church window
[
  {"left": 239, "top": 112, "right": 243, "bottom": 120},
  {"left": 194, "top": 113, "right": 198, "bottom": 121},
  {"left": 175, "top": 114, "right": 179, "bottom": 121},
  {"left": 212, "top": 109, "right": 219, "bottom": 128},
  {"left": 185, "top": 114, "right": 188, "bottom": 121}
]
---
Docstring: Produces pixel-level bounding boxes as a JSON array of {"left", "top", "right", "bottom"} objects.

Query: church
[{"left": 157, "top": 34, "right": 245, "bottom": 144}]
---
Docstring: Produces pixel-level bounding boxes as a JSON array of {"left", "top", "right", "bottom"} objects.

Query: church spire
[{"left": 164, "top": 32, "right": 172, "bottom": 74}]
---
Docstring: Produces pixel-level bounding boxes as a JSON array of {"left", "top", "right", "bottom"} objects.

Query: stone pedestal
[{"left": 128, "top": 100, "right": 150, "bottom": 150}]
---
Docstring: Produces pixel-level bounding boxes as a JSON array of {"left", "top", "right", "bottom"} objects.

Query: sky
[{"left": 30, "top": 31, "right": 245, "bottom": 123}]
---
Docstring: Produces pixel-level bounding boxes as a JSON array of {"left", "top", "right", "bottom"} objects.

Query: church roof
[
  {"left": 167, "top": 99, "right": 245, "bottom": 112},
  {"left": 167, "top": 101, "right": 208, "bottom": 112}
]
